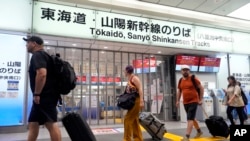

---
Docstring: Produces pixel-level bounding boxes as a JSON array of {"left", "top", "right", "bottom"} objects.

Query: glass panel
[
  {"left": 78, "top": 50, "right": 92, "bottom": 123},
  {"left": 88, "top": 50, "right": 99, "bottom": 125},
  {"left": 64, "top": 48, "right": 81, "bottom": 115},
  {"left": 152, "top": 55, "right": 165, "bottom": 120},
  {"left": 114, "top": 52, "right": 122, "bottom": 124}
]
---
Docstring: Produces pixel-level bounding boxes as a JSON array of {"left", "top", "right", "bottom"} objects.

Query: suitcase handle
[{"left": 200, "top": 105, "right": 209, "bottom": 119}]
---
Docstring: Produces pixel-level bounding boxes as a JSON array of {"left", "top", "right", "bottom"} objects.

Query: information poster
[
  {"left": 199, "top": 57, "right": 221, "bottom": 72},
  {"left": 175, "top": 55, "right": 199, "bottom": 71},
  {"left": 133, "top": 57, "right": 156, "bottom": 73},
  {"left": 0, "top": 34, "right": 27, "bottom": 126}
]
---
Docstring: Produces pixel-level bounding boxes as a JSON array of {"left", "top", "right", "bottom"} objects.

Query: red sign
[
  {"left": 176, "top": 55, "right": 199, "bottom": 65},
  {"left": 199, "top": 57, "right": 221, "bottom": 67},
  {"left": 76, "top": 76, "right": 121, "bottom": 83},
  {"left": 133, "top": 57, "right": 156, "bottom": 68},
  {"left": 76, "top": 76, "right": 86, "bottom": 83}
]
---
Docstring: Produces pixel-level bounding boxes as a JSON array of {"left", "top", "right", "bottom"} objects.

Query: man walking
[
  {"left": 23, "top": 36, "right": 61, "bottom": 141},
  {"left": 176, "top": 65, "right": 204, "bottom": 141}
]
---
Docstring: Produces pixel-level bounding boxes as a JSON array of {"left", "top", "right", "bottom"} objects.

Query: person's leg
[
  {"left": 236, "top": 107, "right": 245, "bottom": 125},
  {"left": 132, "top": 98, "right": 143, "bottom": 141},
  {"left": 123, "top": 115, "right": 132, "bottom": 141},
  {"left": 27, "top": 104, "right": 41, "bottom": 141},
  {"left": 193, "top": 119, "right": 203, "bottom": 138},
  {"left": 132, "top": 117, "right": 143, "bottom": 141},
  {"left": 243, "top": 107, "right": 248, "bottom": 121},
  {"left": 227, "top": 106, "right": 235, "bottom": 125},
  {"left": 123, "top": 98, "right": 141, "bottom": 141},
  {"left": 182, "top": 103, "right": 191, "bottom": 140},
  {"left": 45, "top": 122, "right": 61, "bottom": 141},
  {"left": 27, "top": 122, "right": 39, "bottom": 141},
  {"left": 182, "top": 103, "right": 199, "bottom": 140},
  {"left": 187, "top": 103, "right": 201, "bottom": 138},
  {"left": 232, "top": 109, "right": 238, "bottom": 122}
]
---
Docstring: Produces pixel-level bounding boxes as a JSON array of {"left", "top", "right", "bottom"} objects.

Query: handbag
[
  {"left": 117, "top": 91, "right": 138, "bottom": 110},
  {"left": 117, "top": 76, "right": 138, "bottom": 110}
]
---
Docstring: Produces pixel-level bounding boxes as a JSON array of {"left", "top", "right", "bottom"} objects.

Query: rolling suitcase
[
  {"left": 205, "top": 115, "right": 229, "bottom": 138},
  {"left": 201, "top": 106, "right": 229, "bottom": 138},
  {"left": 62, "top": 112, "right": 97, "bottom": 141},
  {"left": 139, "top": 112, "right": 167, "bottom": 140}
]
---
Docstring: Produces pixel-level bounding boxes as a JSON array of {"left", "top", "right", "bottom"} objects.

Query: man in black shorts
[
  {"left": 176, "top": 65, "right": 204, "bottom": 141},
  {"left": 23, "top": 36, "right": 61, "bottom": 141}
]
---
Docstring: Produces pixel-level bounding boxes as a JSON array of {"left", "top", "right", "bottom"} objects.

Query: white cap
[{"left": 181, "top": 65, "right": 190, "bottom": 70}]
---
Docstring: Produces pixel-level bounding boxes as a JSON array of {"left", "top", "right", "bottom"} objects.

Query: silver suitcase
[{"left": 139, "top": 112, "right": 167, "bottom": 140}]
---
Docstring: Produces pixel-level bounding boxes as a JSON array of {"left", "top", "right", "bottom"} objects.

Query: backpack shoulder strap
[
  {"left": 178, "top": 77, "right": 183, "bottom": 92},
  {"left": 191, "top": 74, "right": 197, "bottom": 88}
]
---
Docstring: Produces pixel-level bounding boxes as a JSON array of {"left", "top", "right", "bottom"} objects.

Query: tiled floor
[
  {"left": 1, "top": 119, "right": 248, "bottom": 141},
  {"left": 0, "top": 121, "right": 205, "bottom": 141}
]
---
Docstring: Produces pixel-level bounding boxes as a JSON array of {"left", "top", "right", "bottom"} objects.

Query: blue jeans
[{"left": 232, "top": 108, "right": 248, "bottom": 120}]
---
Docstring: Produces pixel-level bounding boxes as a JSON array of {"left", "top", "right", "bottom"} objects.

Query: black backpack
[
  {"left": 51, "top": 54, "right": 77, "bottom": 95},
  {"left": 178, "top": 74, "right": 200, "bottom": 98}
]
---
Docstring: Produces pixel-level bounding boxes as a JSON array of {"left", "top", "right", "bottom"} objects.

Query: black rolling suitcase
[
  {"left": 62, "top": 112, "right": 97, "bottom": 141},
  {"left": 201, "top": 106, "right": 229, "bottom": 138},
  {"left": 205, "top": 115, "right": 229, "bottom": 138},
  {"left": 139, "top": 112, "right": 167, "bottom": 140}
]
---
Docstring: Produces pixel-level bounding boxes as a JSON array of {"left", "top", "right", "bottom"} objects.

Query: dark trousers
[{"left": 227, "top": 106, "right": 245, "bottom": 125}]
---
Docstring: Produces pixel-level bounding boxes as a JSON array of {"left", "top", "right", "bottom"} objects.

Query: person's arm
[
  {"left": 176, "top": 89, "right": 181, "bottom": 103},
  {"left": 195, "top": 77, "right": 204, "bottom": 101},
  {"left": 197, "top": 84, "right": 204, "bottom": 101},
  {"left": 34, "top": 68, "right": 47, "bottom": 95}
]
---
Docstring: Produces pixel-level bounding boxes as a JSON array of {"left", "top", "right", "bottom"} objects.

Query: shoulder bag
[{"left": 117, "top": 76, "right": 138, "bottom": 110}]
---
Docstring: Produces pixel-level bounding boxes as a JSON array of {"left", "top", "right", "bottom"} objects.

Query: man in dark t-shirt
[{"left": 23, "top": 36, "right": 61, "bottom": 141}]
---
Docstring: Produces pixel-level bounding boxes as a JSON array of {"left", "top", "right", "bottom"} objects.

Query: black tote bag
[{"left": 117, "top": 91, "right": 138, "bottom": 110}]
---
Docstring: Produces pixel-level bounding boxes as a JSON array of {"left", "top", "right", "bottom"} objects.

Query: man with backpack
[
  {"left": 176, "top": 65, "right": 204, "bottom": 141},
  {"left": 23, "top": 36, "right": 61, "bottom": 141}
]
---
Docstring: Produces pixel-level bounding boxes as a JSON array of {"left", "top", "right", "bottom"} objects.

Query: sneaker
[
  {"left": 194, "top": 131, "right": 203, "bottom": 138},
  {"left": 181, "top": 137, "right": 190, "bottom": 141}
]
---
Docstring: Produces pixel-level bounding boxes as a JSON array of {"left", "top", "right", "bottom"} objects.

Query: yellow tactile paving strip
[{"left": 115, "top": 118, "right": 229, "bottom": 141}]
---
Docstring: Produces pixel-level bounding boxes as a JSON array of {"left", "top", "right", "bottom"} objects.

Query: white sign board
[
  {"left": 232, "top": 31, "right": 250, "bottom": 54},
  {"left": 33, "top": 1, "right": 95, "bottom": 38},
  {"left": 95, "top": 11, "right": 150, "bottom": 44},
  {"left": 150, "top": 19, "right": 195, "bottom": 49},
  {"left": 0, "top": 0, "right": 32, "bottom": 32},
  {"left": 194, "top": 26, "right": 233, "bottom": 52}
]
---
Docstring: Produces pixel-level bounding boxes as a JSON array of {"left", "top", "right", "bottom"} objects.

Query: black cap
[{"left": 23, "top": 36, "right": 43, "bottom": 45}]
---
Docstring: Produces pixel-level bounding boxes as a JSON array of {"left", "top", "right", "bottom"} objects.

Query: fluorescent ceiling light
[
  {"left": 228, "top": 3, "right": 250, "bottom": 20},
  {"left": 157, "top": 51, "right": 161, "bottom": 54},
  {"left": 44, "top": 41, "right": 49, "bottom": 44},
  {"left": 104, "top": 46, "right": 108, "bottom": 49},
  {"left": 72, "top": 43, "right": 77, "bottom": 46}
]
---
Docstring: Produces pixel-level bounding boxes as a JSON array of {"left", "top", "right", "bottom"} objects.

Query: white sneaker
[
  {"left": 194, "top": 131, "right": 203, "bottom": 138},
  {"left": 181, "top": 137, "right": 190, "bottom": 141}
]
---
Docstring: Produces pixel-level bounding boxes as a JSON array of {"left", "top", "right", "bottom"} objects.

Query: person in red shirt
[{"left": 176, "top": 65, "right": 204, "bottom": 141}]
